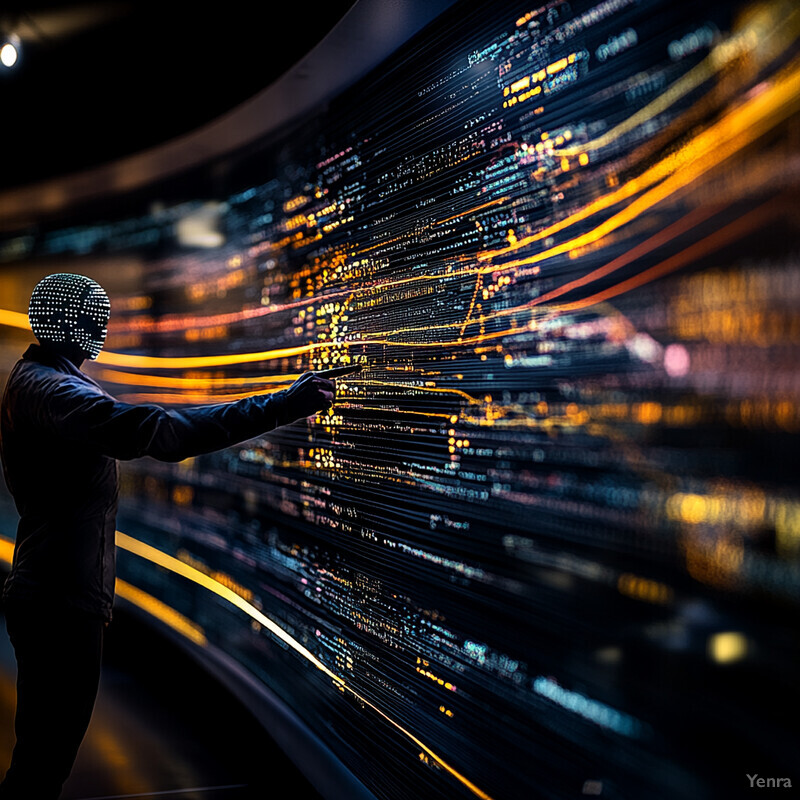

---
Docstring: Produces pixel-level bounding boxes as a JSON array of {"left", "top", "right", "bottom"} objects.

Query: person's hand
[{"left": 281, "top": 371, "right": 336, "bottom": 422}]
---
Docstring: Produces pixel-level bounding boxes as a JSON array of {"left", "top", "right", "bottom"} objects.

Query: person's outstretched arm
[{"left": 34, "top": 370, "right": 335, "bottom": 462}]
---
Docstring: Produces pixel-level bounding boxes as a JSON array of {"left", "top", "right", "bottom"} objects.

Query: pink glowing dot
[{"left": 664, "top": 343, "right": 690, "bottom": 377}]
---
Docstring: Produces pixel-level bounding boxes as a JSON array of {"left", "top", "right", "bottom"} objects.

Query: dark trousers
[{"left": 0, "top": 600, "right": 104, "bottom": 799}]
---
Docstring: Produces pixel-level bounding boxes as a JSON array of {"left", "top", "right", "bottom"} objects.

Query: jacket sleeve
[{"left": 40, "top": 375, "right": 293, "bottom": 462}]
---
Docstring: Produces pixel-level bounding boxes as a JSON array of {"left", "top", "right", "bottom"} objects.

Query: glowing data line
[
  {"left": 431, "top": 197, "right": 509, "bottom": 225},
  {"left": 375, "top": 200, "right": 729, "bottom": 342},
  {"left": 114, "top": 531, "right": 495, "bottom": 800},
  {"left": 115, "top": 579, "right": 208, "bottom": 646},
  {"left": 360, "top": 379, "right": 484, "bottom": 404},
  {"left": 337, "top": 404, "right": 455, "bottom": 420}
]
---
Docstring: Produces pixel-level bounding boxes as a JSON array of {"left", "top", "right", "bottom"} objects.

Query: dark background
[{"left": 0, "top": 1, "right": 356, "bottom": 188}]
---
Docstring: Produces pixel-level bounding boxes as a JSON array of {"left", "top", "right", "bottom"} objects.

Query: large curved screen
[{"left": 1, "top": 0, "right": 799, "bottom": 798}]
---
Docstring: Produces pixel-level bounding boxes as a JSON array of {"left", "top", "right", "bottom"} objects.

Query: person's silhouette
[{"left": 0, "top": 272, "right": 336, "bottom": 797}]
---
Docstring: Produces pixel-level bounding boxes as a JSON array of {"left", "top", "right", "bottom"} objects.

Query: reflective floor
[{"left": 0, "top": 605, "right": 323, "bottom": 800}]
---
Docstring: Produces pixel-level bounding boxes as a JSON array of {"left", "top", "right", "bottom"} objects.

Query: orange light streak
[
  {"left": 555, "top": 198, "right": 778, "bottom": 312},
  {"left": 95, "top": 368, "right": 300, "bottom": 389},
  {"left": 520, "top": 203, "right": 724, "bottom": 309}
]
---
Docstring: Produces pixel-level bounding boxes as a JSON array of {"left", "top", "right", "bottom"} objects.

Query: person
[{"left": 0, "top": 272, "right": 336, "bottom": 798}]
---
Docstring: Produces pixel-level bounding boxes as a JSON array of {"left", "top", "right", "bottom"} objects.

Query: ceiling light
[{"left": 0, "top": 34, "right": 20, "bottom": 68}]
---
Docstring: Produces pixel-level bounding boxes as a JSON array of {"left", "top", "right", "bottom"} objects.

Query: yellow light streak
[
  {"left": 114, "top": 531, "right": 494, "bottom": 800},
  {"left": 0, "top": 309, "right": 320, "bottom": 370},
  {"left": 552, "top": 0, "right": 799, "bottom": 157},
  {"left": 0, "top": 309, "right": 30, "bottom": 331},
  {"left": 95, "top": 344, "right": 318, "bottom": 369},
  {"left": 115, "top": 579, "right": 207, "bottom": 646}
]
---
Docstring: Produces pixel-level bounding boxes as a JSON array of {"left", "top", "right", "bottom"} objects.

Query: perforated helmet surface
[{"left": 28, "top": 273, "right": 111, "bottom": 360}]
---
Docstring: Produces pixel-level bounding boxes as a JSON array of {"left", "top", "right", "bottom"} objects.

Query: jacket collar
[{"left": 23, "top": 343, "right": 86, "bottom": 378}]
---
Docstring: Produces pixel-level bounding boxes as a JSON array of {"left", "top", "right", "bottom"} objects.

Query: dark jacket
[{"left": 0, "top": 343, "right": 290, "bottom": 622}]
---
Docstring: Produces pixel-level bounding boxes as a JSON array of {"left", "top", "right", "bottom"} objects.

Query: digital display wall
[{"left": 1, "top": 0, "right": 799, "bottom": 798}]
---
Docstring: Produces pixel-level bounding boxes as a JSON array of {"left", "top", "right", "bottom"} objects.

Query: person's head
[{"left": 28, "top": 273, "right": 111, "bottom": 362}]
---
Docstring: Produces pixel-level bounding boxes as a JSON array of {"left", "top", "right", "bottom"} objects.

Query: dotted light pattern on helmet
[{"left": 28, "top": 273, "right": 111, "bottom": 360}]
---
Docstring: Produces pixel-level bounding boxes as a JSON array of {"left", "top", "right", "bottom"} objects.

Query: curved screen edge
[
  {"left": 0, "top": 0, "right": 459, "bottom": 228},
  {"left": 116, "top": 597, "right": 379, "bottom": 800}
]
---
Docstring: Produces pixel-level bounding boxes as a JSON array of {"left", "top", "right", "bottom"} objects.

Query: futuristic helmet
[{"left": 28, "top": 273, "right": 111, "bottom": 360}]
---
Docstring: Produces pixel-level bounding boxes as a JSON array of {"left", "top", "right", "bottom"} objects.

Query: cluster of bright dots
[{"left": 28, "top": 273, "right": 111, "bottom": 360}]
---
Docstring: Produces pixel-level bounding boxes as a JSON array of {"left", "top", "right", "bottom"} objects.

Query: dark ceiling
[{"left": 0, "top": 1, "right": 357, "bottom": 191}]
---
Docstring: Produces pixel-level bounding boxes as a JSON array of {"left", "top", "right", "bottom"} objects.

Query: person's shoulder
[{"left": 14, "top": 359, "right": 105, "bottom": 400}]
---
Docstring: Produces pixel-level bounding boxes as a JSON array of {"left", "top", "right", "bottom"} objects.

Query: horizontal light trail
[
  {"left": 0, "top": 309, "right": 30, "bottom": 331},
  {"left": 95, "top": 344, "right": 318, "bottom": 369},
  {"left": 337, "top": 403, "right": 455, "bottom": 420},
  {"left": 553, "top": 52, "right": 722, "bottom": 157},
  {"left": 108, "top": 263, "right": 479, "bottom": 336},
  {"left": 76, "top": 785, "right": 249, "bottom": 800},
  {"left": 95, "top": 369, "right": 301, "bottom": 389},
  {"left": 116, "top": 389, "right": 283, "bottom": 405},
  {"left": 114, "top": 531, "right": 495, "bottom": 800},
  {"left": 0, "top": 313, "right": 321, "bottom": 369},
  {"left": 431, "top": 197, "right": 509, "bottom": 225},
  {"left": 517, "top": 203, "right": 723, "bottom": 309},
  {"left": 353, "top": 203, "right": 779, "bottom": 350},
  {"left": 115, "top": 532, "right": 336, "bottom": 675}
]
